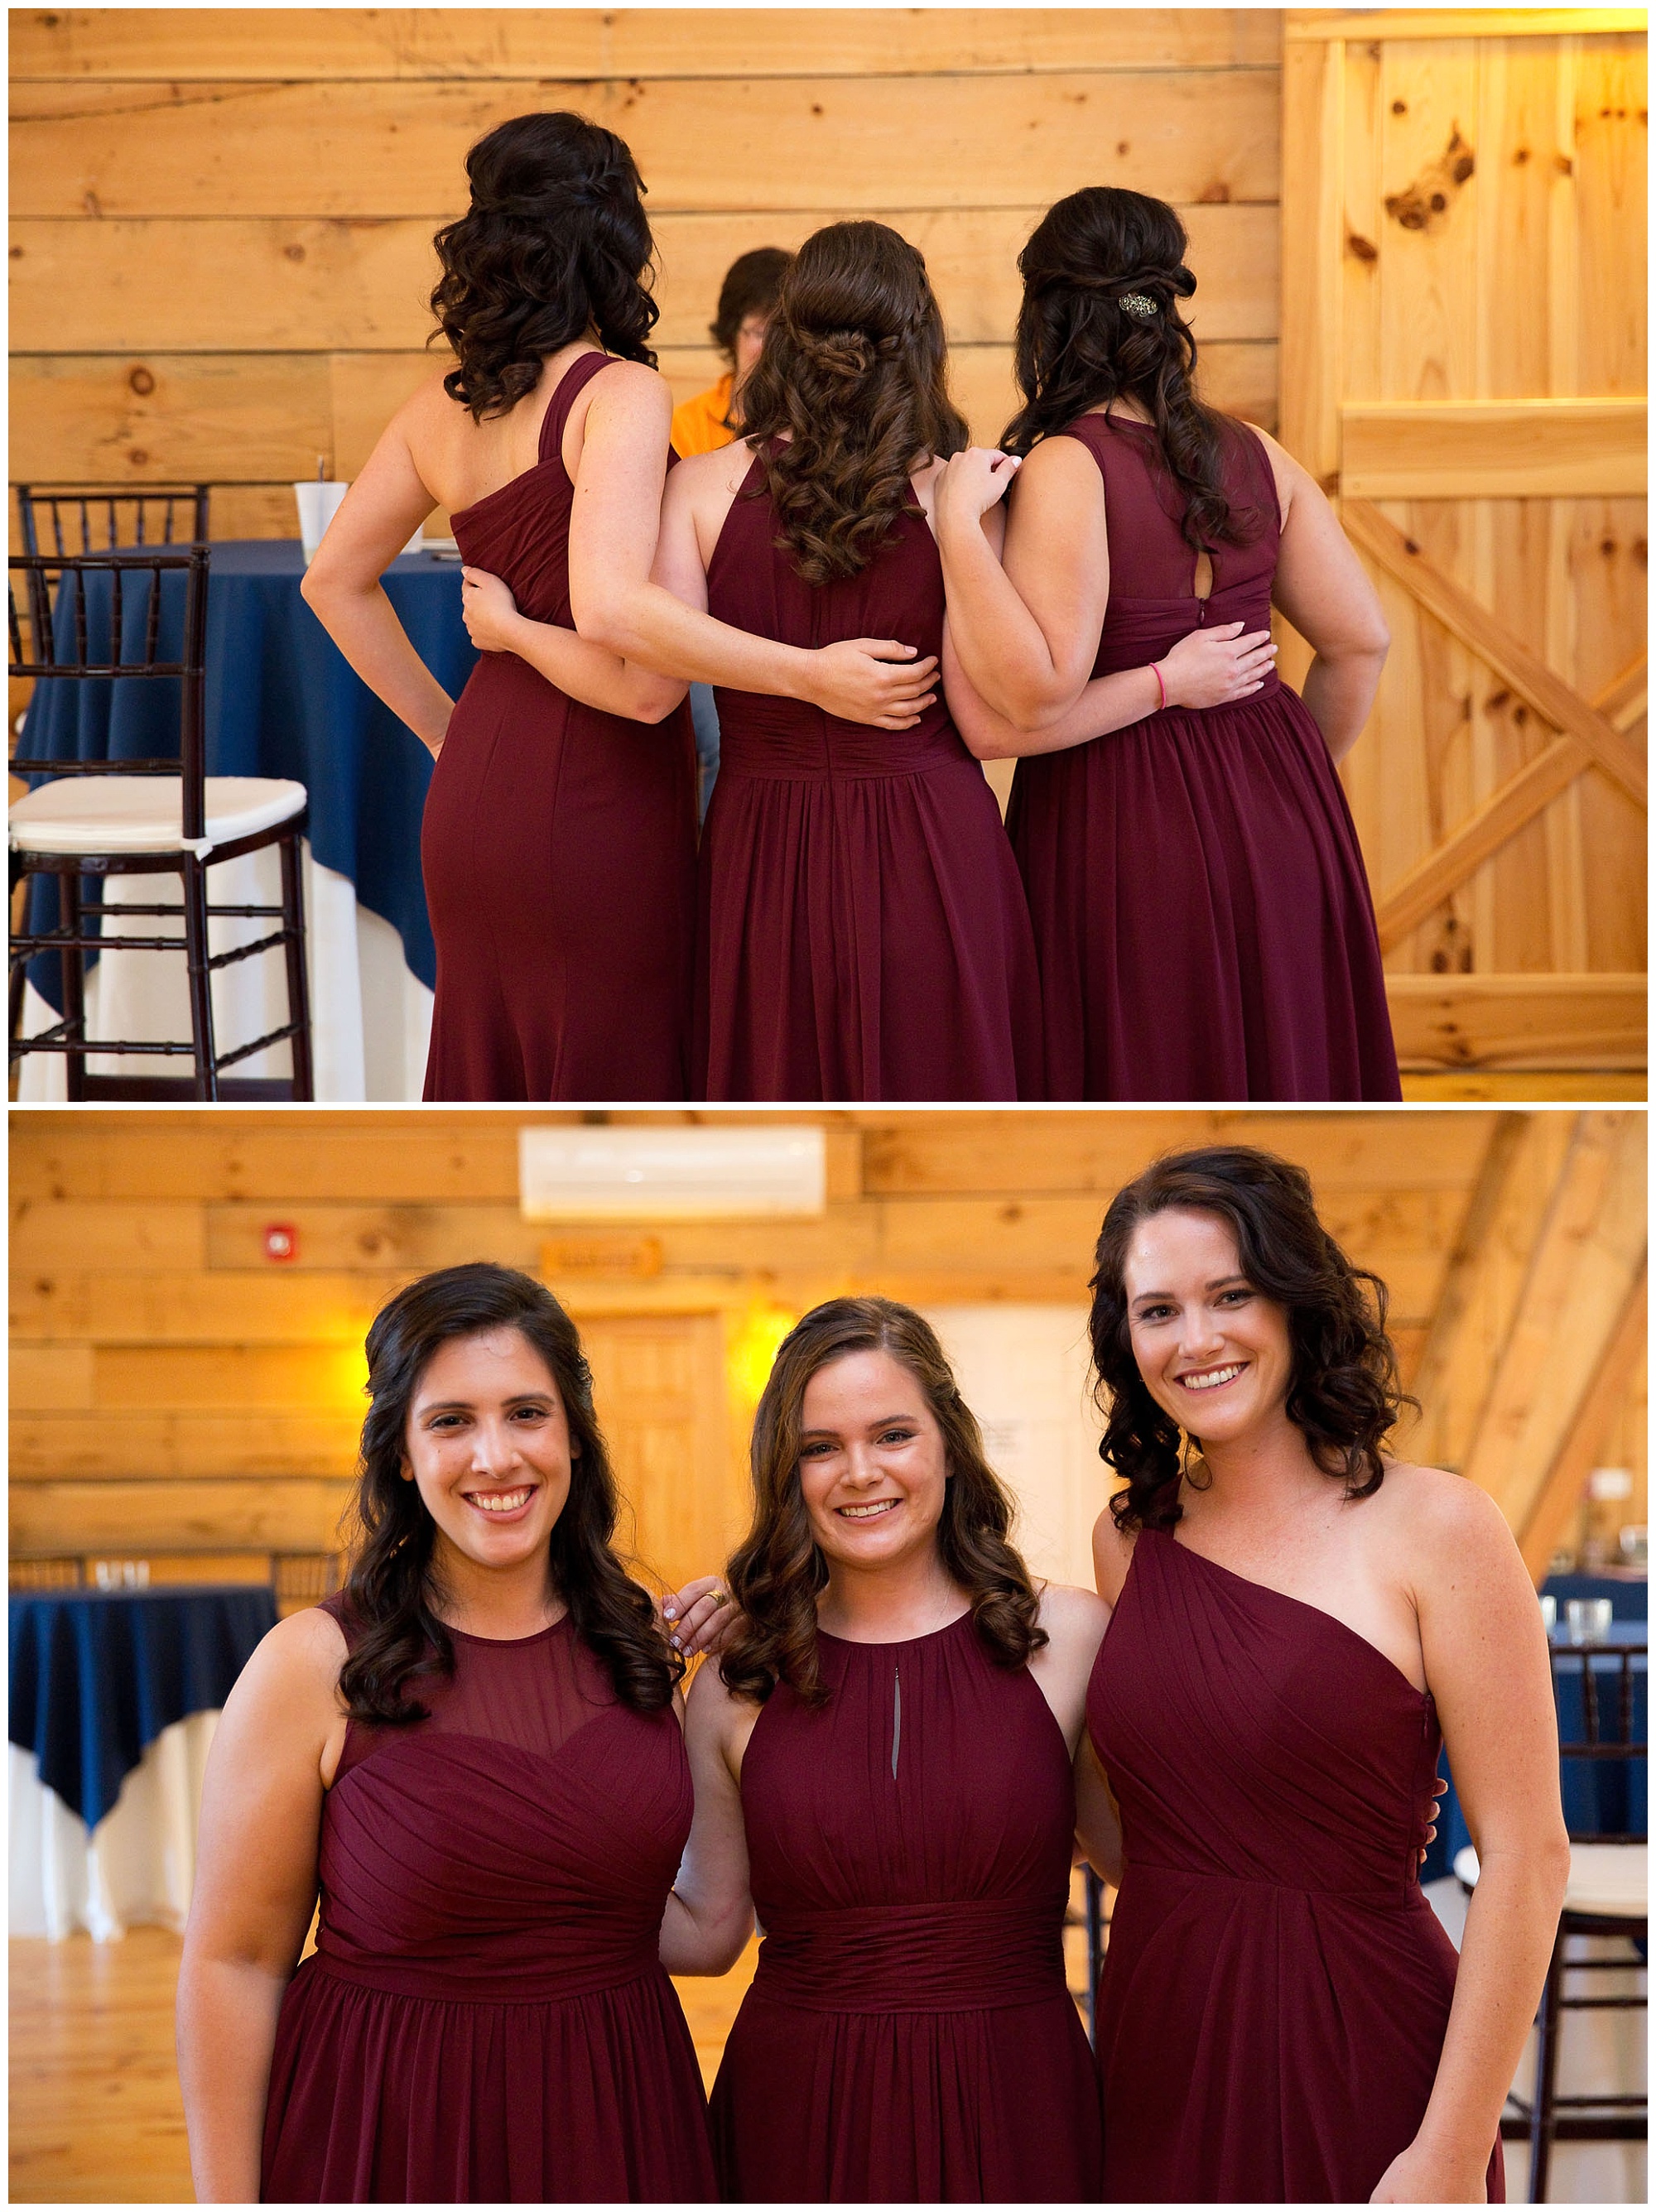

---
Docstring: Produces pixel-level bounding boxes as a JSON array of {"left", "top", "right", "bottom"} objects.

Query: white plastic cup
[{"left": 295, "top": 479, "right": 350, "bottom": 562}]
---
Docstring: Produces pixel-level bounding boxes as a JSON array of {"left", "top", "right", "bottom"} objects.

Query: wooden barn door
[{"left": 1279, "top": 10, "right": 1647, "bottom": 1079}]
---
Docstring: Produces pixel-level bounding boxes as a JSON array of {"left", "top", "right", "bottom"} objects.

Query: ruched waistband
[
  {"left": 307, "top": 1933, "right": 663, "bottom": 2006},
  {"left": 751, "top": 1897, "right": 1068, "bottom": 2013},
  {"left": 714, "top": 704, "right": 974, "bottom": 781},
  {"left": 1123, "top": 1861, "right": 1427, "bottom": 1911}
]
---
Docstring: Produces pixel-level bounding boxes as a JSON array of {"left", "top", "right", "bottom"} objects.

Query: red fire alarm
[{"left": 262, "top": 1223, "right": 299, "bottom": 1263}]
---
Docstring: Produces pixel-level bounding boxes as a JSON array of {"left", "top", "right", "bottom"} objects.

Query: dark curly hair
[
  {"left": 1003, "top": 186, "right": 1262, "bottom": 553},
  {"left": 431, "top": 111, "right": 659, "bottom": 422},
  {"left": 720, "top": 1297, "right": 1046, "bottom": 1708},
  {"left": 336, "top": 1262, "right": 678, "bottom": 1724},
  {"left": 1089, "top": 1147, "right": 1413, "bottom": 1534},
  {"left": 737, "top": 221, "right": 970, "bottom": 584}
]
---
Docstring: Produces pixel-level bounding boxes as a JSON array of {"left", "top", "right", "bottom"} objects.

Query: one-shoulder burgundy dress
[
  {"left": 423, "top": 351, "right": 697, "bottom": 1100},
  {"left": 1087, "top": 1529, "right": 1502, "bottom": 2204},
  {"left": 697, "top": 458, "right": 1043, "bottom": 1100},
  {"left": 1006, "top": 411, "right": 1401, "bottom": 1102},
  {"left": 262, "top": 1603, "right": 715, "bottom": 2203},
  {"left": 710, "top": 1613, "right": 1102, "bottom": 2200}
]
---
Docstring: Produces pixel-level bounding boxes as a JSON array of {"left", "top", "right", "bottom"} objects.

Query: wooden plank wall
[
  {"left": 1278, "top": 12, "right": 1648, "bottom": 1073},
  {"left": 10, "top": 8, "right": 1281, "bottom": 536},
  {"left": 12, "top": 1108, "right": 1644, "bottom": 1582}
]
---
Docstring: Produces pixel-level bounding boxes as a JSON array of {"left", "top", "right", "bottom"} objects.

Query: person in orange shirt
[
  {"left": 672, "top": 249, "right": 794, "bottom": 816},
  {"left": 672, "top": 246, "right": 794, "bottom": 459}
]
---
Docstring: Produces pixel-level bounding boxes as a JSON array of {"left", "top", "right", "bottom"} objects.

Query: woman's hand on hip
[
  {"left": 1370, "top": 2140, "right": 1487, "bottom": 2201},
  {"left": 1157, "top": 622, "right": 1276, "bottom": 709}
]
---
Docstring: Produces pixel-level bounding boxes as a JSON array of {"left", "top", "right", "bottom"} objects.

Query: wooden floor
[{"left": 12, "top": 1910, "right": 1095, "bottom": 2203}]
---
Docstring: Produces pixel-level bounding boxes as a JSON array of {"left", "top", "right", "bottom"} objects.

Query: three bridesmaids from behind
[
  {"left": 937, "top": 188, "right": 1402, "bottom": 1101},
  {"left": 176, "top": 1265, "right": 716, "bottom": 2202},
  {"left": 1082, "top": 1147, "right": 1567, "bottom": 2200},
  {"left": 304, "top": 113, "right": 937, "bottom": 1102},
  {"left": 665, "top": 1298, "right": 1111, "bottom": 2198}
]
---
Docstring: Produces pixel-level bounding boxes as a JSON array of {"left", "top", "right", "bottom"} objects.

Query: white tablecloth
[
  {"left": 17, "top": 839, "right": 431, "bottom": 1101},
  {"left": 9, "top": 1713, "right": 219, "bottom": 1941}
]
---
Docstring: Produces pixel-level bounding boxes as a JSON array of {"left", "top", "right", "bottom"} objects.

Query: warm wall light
[
  {"left": 519, "top": 1126, "right": 826, "bottom": 1221},
  {"left": 727, "top": 1301, "right": 803, "bottom": 1408}
]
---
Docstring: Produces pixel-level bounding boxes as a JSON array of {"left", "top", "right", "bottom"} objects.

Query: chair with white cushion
[
  {"left": 9, "top": 544, "right": 313, "bottom": 1099},
  {"left": 1455, "top": 1637, "right": 1647, "bottom": 2200}
]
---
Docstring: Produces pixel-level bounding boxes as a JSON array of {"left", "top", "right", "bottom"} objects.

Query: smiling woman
[
  {"left": 1083, "top": 1148, "right": 1570, "bottom": 2204},
  {"left": 173, "top": 1262, "right": 718, "bottom": 2205},
  {"left": 661, "top": 1296, "right": 1111, "bottom": 2202}
]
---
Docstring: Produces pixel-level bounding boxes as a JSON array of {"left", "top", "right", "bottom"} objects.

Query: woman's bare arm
[
  {"left": 176, "top": 1609, "right": 348, "bottom": 2202},
  {"left": 658, "top": 1661, "right": 757, "bottom": 1976},
  {"left": 299, "top": 387, "right": 455, "bottom": 755},
  {"left": 936, "top": 440, "right": 1110, "bottom": 728},
  {"left": 566, "top": 369, "right": 939, "bottom": 729},
  {"left": 1251, "top": 426, "right": 1389, "bottom": 766},
  {"left": 1370, "top": 1477, "right": 1569, "bottom": 2204}
]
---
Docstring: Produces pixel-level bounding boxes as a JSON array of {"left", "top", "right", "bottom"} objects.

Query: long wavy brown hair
[
  {"left": 1088, "top": 1149, "right": 1413, "bottom": 1535},
  {"left": 1002, "top": 185, "right": 1263, "bottom": 552},
  {"left": 337, "top": 1263, "right": 679, "bottom": 1724},
  {"left": 430, "top": 111, "right": 658, "bottom": 422},
  {"left": 720, "top": 1297, "right": 1046, "bottom": 1707},
  {"left": 736, "top": 221, "right": 970, "bottom": 584}
]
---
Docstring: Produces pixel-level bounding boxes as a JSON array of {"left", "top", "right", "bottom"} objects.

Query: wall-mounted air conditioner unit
[{"left": 518, "top": 1125, "right": 826, "bottom": 1221}]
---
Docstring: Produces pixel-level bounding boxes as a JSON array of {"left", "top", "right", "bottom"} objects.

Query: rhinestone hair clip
[{"left": 1118, "top": 293, "right": 1159, "bottom": 319}]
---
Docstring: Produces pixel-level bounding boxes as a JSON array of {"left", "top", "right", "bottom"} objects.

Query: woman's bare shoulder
[
  {"left": 242, "top": 1602, "right": 349, "bottom": 1700},
  {"left": 1090, "top": 1505, "right": 1137, "bottom": 1604}
]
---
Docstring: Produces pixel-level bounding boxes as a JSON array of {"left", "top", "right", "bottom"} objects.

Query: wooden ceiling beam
[
  {"left": 1459, "top": 1113, "right": 1648, "bottom": 1531},
  {"left": 1518, "top": 1263, "right": 1648, "bottom": 1585}
]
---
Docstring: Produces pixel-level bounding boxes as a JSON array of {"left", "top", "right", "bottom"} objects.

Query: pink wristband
[{"left": 1152, "top": 661, "right": 1167, "bottom": 711}]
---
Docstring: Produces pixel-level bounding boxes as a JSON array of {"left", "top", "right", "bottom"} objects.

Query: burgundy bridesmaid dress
[
  {"left": 422, "top": 351, "right": 697, "bottom": 1100},
  {"left": 1005, "top": 411, "right": 1401, "bottom": 1101},
  {"left": 696, "top": 457, "right": 1044, "bottom": 1100},
  {"left": 710, "top": 1613, "right": 1103, "bottom": 2200},
  {"left": 1087, "top": 1528, "right": 1503, "bottom": 2203},
  {"left": 261, "top": 1604, "right": 716, "bottom": 2203}
]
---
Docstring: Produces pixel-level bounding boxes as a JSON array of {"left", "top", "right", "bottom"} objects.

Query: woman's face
[
  {"left": 733, "top": 311, "right": 770, "bottom": 386},
  {"left": 401, "top": 1327, "right": 575, "bottom": 1575},
  {"left": 1122, "top": 1208, "right": 1293, "bottom": 1449},
  {"left": 797, "top": 1349, "right": 949, "bottom": 1575}
]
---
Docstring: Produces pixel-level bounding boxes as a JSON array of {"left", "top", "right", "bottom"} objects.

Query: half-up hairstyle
[
  {"left": 1003, "top": 186, "right": 1262, "bottom": 552},
  {"left": 431, "top": 111, "right": 658, "bottom": 421},
  {"left": 737, "top": 222, "right": 970, "bottom": 584},
  {"left": 338, "top": 1262, "right": 678, "bottom": 1723},
  {"left": 1089, "top": 1148, "right": 1413, "bottom": 1536},
  {"left": 720, "top": 1297, "right": 1046, "bottom": 1707}
]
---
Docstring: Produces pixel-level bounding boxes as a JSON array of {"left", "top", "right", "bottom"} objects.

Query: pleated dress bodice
[
  {"left": 710, "top": 1611, "right": 1103, "bottom": 2200},
  {"left": 1086, "top": 1527, "right": 1501, "bottom": 2204},
  {"left": 262, "top": 1604, "right": 715, "bottom": 2202}
]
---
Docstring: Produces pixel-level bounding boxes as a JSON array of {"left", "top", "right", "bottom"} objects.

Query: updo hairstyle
[
  {"left": 431, "top": 111, "right": 658, "bottom": 421},
  {"left": 737, "top": 221, "right": 970, "bottom": 584},
  {"left": 1003, "top": 185, "right": 1261, "bottom": 552}
]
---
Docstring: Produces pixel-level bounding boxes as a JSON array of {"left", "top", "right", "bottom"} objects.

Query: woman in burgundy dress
[
  {"left": 936, "top": 188, "right": 1402, "bottom": 1101},
  {"left": 1081, "top": 1147, "right": 1569, "bottom": 2200},
  {"left": 661, "top": 1296, "right": 1111, "bottom": 2200},
  {"left": 303, "top": 115, "right": 936, "bottom": 1101},
  {"left": 176, "top": 1264, "right": 717, "bottom": 2202}
]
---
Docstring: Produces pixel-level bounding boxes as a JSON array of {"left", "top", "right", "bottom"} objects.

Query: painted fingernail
[{"left": 663, "top": 1604, "right": 677, "bottom": 1620}]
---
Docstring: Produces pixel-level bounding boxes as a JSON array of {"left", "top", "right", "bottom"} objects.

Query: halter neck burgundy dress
[
  {"left": 710, "top": 1613, "right": 1102, "bottom": 2200},
  {"left": 1005, "top": 411, "right": 1401, "bottom": 1102},
  {"left": 423, "top": 351, "right": 697, "bottom": 1100},
  {"left": 1087, "top": 1529, "right": 1503, "bottom": 2203},
  {"left": 697, "top": 456, "right": 1043, "bottom": 1100},
  {"left": 261, "top": 1601, "right": 715, "bottom": 2203}
]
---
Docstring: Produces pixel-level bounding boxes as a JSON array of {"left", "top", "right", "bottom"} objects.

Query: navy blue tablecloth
[
  {"left": 9, "top": 1584, "right": 278, "bottom": 1827},
  {"left": 22, "top": 541, "right": 476, "bottom": 1001}
]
